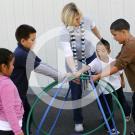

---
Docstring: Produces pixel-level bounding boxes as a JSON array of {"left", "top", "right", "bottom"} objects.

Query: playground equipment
[{"left": 26, "top": 74, "right": 126, "bottom": 135}]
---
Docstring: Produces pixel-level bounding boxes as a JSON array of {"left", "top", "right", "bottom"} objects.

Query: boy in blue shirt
[{"left": 11, "top": 24, "right": 64, "bottom": 134}]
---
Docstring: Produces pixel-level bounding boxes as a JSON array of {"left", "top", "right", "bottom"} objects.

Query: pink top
[{"left": 0, "top": 75, "right": 24, "bottom": 134}]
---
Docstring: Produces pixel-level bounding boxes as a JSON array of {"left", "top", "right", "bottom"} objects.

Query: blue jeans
[
  {"left": 70, "top": 81, "right": 83, "bottom": 124},
  {"left": 70, "top": 52, "right": 96, "bottom": 124}
]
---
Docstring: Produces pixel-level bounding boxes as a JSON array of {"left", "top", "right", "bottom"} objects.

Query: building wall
[{"left": 0, "top": 0, "right": 135, "bottom": 92}]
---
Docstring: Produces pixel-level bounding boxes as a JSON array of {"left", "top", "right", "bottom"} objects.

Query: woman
[{"left": 60, "top": 2, "right": 105, "bottom": 132}]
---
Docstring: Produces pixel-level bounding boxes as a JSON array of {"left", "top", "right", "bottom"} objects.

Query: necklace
[{"left": 67, "top": 21, "right": 86, "bottom": 70}]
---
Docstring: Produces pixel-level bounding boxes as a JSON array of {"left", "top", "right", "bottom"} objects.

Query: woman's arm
[
  {"left": 73, "top": 65, "right": 90, "bottom": 78},
  {"left": 66, "top": 56, "right": 82, "bottom": 84},
  {"left": 73, "top": 58, "right": 100, "bottom": 78},
  {"left": 91, "top": 26, "right": 102, "bottom": 40},
  {"left": 66, "top": 56, "right": 77, "bottom": 73}
]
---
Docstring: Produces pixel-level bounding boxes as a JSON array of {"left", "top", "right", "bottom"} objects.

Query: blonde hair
[{"left": 61, "top": 2, "right": 82, "bottom": 26}]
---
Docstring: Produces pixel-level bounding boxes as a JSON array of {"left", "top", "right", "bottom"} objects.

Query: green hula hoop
[{"left": 26, "top": 78, "right": 126, "bottom": 135}]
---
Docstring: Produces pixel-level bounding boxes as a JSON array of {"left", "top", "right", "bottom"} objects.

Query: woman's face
[{"left": 73, "top": 15, "right": 81, "bottom": 27}]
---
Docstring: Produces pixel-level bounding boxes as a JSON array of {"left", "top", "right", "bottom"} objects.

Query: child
[
  {"left": 86, "top": 19, "right": 135, "bottom": 135},
  {"left": 75, "top": 41, "right": 131, "bottom": 134},
  {"left": 94, "top": 41, "right": 131, "bottom": 134},
  {"left": 0, "top": 48, "right": 24, "bottom": 135},
  {"left": 11, "top": 24, "right": 65, "bottom": 134}
]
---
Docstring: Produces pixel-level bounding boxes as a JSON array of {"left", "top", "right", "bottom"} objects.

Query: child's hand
[
  {"left": 121, "top": 80, "right": 125, "bottom": 88},
  {"left": 120, "top": 73, "right": 125, "bottom": 88},
  {"left": 17, "top": 131, "right": 24, "bottom": 135},
  {"left": 65, "top": 72, "right": 72, "bottom": 78},
  {"left": 58, "top": 72, "right": 73, "bottom": 82},
  {"left": 92, "top": 74, "right": 100, "bottom": 82}
]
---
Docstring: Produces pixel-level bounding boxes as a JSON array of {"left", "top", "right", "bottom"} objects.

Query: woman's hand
[
  {"left": 71, "top": 71, "right": 81, "bottom": 84},
  {"left": 73, "top": 71, "right": 82, "bottom": 79},
  {"left": 100, "top": 38, "right": 110, "bottom": 45}
]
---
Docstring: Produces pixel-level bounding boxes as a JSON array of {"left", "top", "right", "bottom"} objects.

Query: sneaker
[
  {"left": 107, "top": 128, "right": 120, "bottom": 135},
  {"left": 126, "top": 113, "right": 132, "bottom": 122},
  {"left": 74, "top": 124, "right": 84, "bottom": 132},
  {"left": 130, "top": 131, "right": 135, "bottom": 135}
]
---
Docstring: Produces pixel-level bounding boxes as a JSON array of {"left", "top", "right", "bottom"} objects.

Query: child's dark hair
[
  {"left": 110, "top": 19, "right": 130, "bottom": 31},
  {"left": 0, "top": 48, "right": 14, "bottom": 68},
  {"left": 97, "top": 40, "right": 111, "bottom": 53},
  {"left": 15, "top": 24, "right": 36, "bottom": 44}
]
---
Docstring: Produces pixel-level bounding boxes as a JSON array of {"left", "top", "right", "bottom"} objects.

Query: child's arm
[
  {"left": 27, "top": 51, "right": 65, "bottom": 81},
  {"left": 120, "top": 72, "right": 125, "bottom": 88},
  {"left": 92, "top": 65, "right": 119, "bottom": 81},
  {"left": 0, "top": 83, "right": 23, "bottom": 135},
  {"left": 34, "top": 63, "right": 65, "bottom": 81}
]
